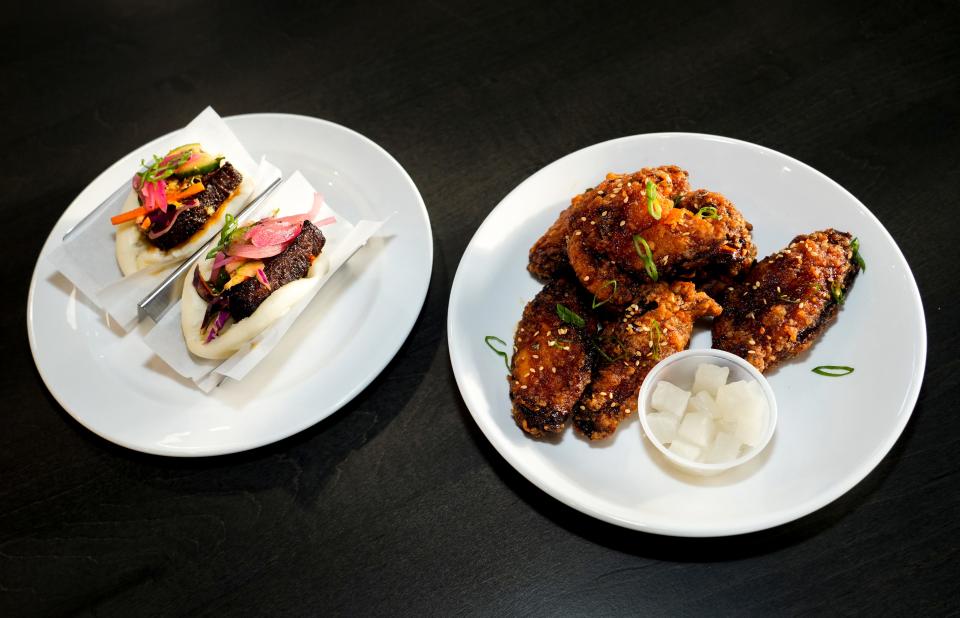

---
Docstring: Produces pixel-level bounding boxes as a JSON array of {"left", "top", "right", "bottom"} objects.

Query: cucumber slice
[{"left": 174, "top": 152, "right": 223, "bottom": 177}]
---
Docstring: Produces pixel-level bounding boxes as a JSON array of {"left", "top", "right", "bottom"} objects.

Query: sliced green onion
[
  {"left": 633, "top": 235, "right": 659, "bottom": 281},
  {"left": 812, "top": 365, "right": 854, "bottom": 377},
  {"left": 207, "top": 213, "right": 240, "bottom": 259},
  {"left": 831, "top": 281, "right": 845, "bottom": 305},
  {"left": 591, "top": 279, "right": 618, "bottom": 308},
  {"left": 651, "top": 319, "right": 662, "bottom": 360},
  {"left": 594, "top": 335, "right": 627, "bottom": 363},
  {"left": 556, "top": 304, "right": 585, "bottom": 328},
  {"left": 695, "top": 205, "right": 719, "bottom": 220},
  {"left": 484, "top": 335, "right": 510, "bottom": 370},
  {"left": 645, "top": 179, "right": 662, "bottom": 220},
  {"left": 851, "top": 237, "right": 866, "bottom": 271}
]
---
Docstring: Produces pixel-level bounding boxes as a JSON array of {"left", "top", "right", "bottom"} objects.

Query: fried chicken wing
[
  {"left": 528, "top": 166, "right": 690, "bottom": 281},
  {"left": 573, "top": 282, "right": 721, "bottom": 440},
  {"left": 567, "top": 184, "right": 755, "bottom": 309},
  {"left": 712, "top": 229, "right": 860, "bottom": 373},
  {"left": 510, "top": 277, "right": 598, "bottom": 436}
]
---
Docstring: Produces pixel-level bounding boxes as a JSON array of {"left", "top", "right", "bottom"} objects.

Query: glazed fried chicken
[
  {"left": 573, "top": 282, "right": 722, "bottom": 440},
  {"left": 712, "top": 229, "right": 861, "bottom": 373},
  {"left": 566, "top": 184, "right": 755, "bottom": 310},
  {"left": 527, "top": 166, "right": 690, "bottom": 282},
  {"left": 510, "top": 277, "right": 598, "bottom": 436}
]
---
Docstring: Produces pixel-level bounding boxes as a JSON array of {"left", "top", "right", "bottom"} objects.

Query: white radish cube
[
  {"left": 704, "top": 431, "right": 742, "bottom": 463},
  {"left": 677, "top": 411, "right": 716, "bottom": 448},
  {"left": 715, "top": 380, "right": 752, "bottom": 423},
  {"left": 668, "top": 438, "right": 702, "bottom": 461},
  {"left": 686, "top": 390, "right": 720, "bottom": 419},
  {"left": 645, "top": 412, "right": 680, "bottom": 445},
  {"left": 734, "top": 389, "right": 768, "bottom": 447},
  {"left": 693, "top": 363, "right": 729, "bottom": 397},
  {"left": 651, "top": 381, "right": 691, "bottom": 417}
]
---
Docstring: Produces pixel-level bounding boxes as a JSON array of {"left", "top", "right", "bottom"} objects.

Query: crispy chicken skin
[
  {"left": 527, "top": 166, "right": 690, "bottom": 281},
  {"left": 510, "top": 277, "right": 598, "bottom": 436},
  {"left": 573, "top": 282, "right": 721, "bottom": 440},
  {"left": 712, "top": 229, "right": 860, "bottom": 373},
  {"left": 566, "top": 184, "right": 755, "bottom": 309}
]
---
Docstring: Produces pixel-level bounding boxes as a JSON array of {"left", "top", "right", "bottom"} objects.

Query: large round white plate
[
  {"left": 448, "top": 133, "right": 926, "bottom": 537},
  {"left": 28, "top": 114, "right": 432, "bottom": 456}
]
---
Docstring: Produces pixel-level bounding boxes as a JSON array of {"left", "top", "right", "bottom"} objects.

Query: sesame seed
[
  {"left": 619, "top": 220, "right": 626, "bottom": 226},
  {"left": 601, "top": 210, "right": 607, "bottom": 216},
  {"left": 551, "top": 367, "right": 557, "bottom": 373},
  {"left": 584, "top": 276, "right": 590, "bottom": 281},
  {"left": 574, "top": 230, "right": 582, "bottom": 236}
]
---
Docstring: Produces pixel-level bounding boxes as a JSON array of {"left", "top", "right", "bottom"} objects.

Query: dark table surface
[{"left": 3, "top": 1, "right": 958, "bottom": 615}]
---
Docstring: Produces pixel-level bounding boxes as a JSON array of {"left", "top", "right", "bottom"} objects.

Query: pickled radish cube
[
  {"left": 704, "top": 431, "right": 742, "bottom": 463},
  {"left": 668, "top": 438, "right": 702, "bottom": 461},
  {"left": 715, "top": 380, "right": 752, "bottom": 423},
  {"left": 735, "top": 392, "right": 768, "bottom": 446},
  {"left": 651, "top": 380, "right": 690, "bottom": 416},
  {"left": 677, "top": 411, "right": 716, "bottom": 448},
  {"left": 693, "top": 363, "right": 729, "bottom": 397},
  {"left": 686, "top": 390, "right": 720, "bottom": 419},
  {"left": 645, "top": 411, "right": 680, "bottom": 444}
]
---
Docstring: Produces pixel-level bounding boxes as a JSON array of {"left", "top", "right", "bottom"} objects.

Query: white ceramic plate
[
  {"left": 28, "top": 114, "right": 432, "bottom": 456},
  {"left": 448, "top": 133, "right": 925, "bottom": 537}
]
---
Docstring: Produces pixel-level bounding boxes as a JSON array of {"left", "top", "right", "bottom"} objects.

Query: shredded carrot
[
  {"left": 718, "top": 245, "right": 737, "bottom": 253},
  {"left": 168, "top": 182, "right": 204, "bottom": 202},
  {"left": 139, "top": 216, "right": 152, "bottom": 230},
  {"left": 110, "top": 206, "right": 147, "bottom": 225}
]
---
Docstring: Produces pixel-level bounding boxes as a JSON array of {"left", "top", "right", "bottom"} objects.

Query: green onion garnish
[
  {"left": 831, "top": 281, "right": 845, "bottom": 305},
  {"left": 851, "top": 237, "right": 866, "bottom": 271},
  {"left": 812, "top": 365, "right": 854, "bottom": 377},
  {"left": 651, "top": 319, "right": 662, "bottom": 360},
  {"left": 645, "top": 179, "right": 662, "bottom": 220},
  {"left": 594, "top": 335, "right": 627, "bottom": 363},
  {"left": 633, "top": 235, "right": 659, "bottom": 281},
  {"left": 591, "top": 279, "right": 618, "bottom": 308},
  {"left": 556, "top": 304, "right": 585, "bottom": 328},
  {"left": 695, "top": 206, "right": 719, "bottom": 220},
  {"left": 206, "top": 213, "right": 242, "bottom": 259},
  {"left": 136, "top": 150, "right": 194, "bottom": 185},
  {"left": 484, "top": 335, "right": 510, "bottom": 370}
]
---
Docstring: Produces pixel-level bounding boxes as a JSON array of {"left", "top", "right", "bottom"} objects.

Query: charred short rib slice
[
  {"left": 224, "top": 220, "right": 326, "bottom": 321},
  {"left": 148, "top": 163, "right": 244, "bottom": 250}
]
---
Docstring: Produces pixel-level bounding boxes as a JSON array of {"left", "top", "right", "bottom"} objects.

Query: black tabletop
[{"left": 4, "top": 1, "right": 958, "bottom": 615}]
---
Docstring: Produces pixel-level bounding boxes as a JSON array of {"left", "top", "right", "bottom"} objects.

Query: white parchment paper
[
  {"left": 143, "top": 171, "right": 385, "bottom": 392},
  {"left": 46, "top": 106, "right": 281, "bottom": 332}
]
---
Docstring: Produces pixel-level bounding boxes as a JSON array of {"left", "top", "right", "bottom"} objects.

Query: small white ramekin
[{"left": 638, "top": 348, "right": 778, "bottom": 476}]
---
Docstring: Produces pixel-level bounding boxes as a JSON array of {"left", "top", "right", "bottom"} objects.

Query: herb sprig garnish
[
  {"left": 851, "top": 237, "right": 866, "bottom": 271},
  {"left": 591, "top": 280, "right": 618, "bottom": 308},
  {"left": 695, "top": 206, "right": 719, "bottom": 220},
  {"left": 136, "top": 150, "right": 193, "bottom": 186},
  {"left": 633, "top": 235, "right": 659, "bottom": 281},
  {"left": 556, "top": 304, "right": 585, "bottom": 328},
  {"left": 645, "top": 180, "right": 662, "bottom": 220},
  {"left": 812, "top": 365, "right": 854, "bottom": 377},
  {"left": 651, "top": 319, "right": 662, "bottom": 360},
  {"left": 484, "top": 335, "right": 510, "bottom": 370},
  {"left": 206, "top": 213, "right": 246, "bottom": 259}
]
